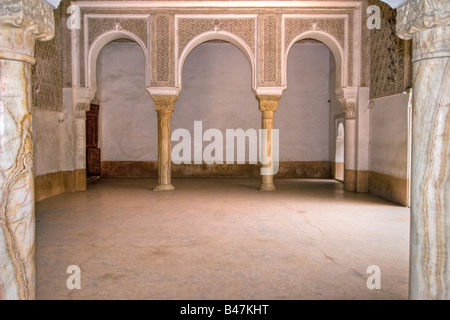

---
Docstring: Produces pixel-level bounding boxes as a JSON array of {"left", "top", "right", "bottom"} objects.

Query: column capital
[
  {"left": 335, "top": 87, "right": 357, "bottom": 119},
  {"left": 396, "top": 0, "right": 450, "bottom": 40},
  {"left": 152, "top": 95, "right": 178, "bottom": 113},
  {"left": 0, "top": 0, "right": 55, "bottom": 64},
  {"left": 73, "top": 87, "right": 96, "bottom": 118},
  {"left": 396, "top": 0, "right": 450, "bottom": 62},
  {"left": 75, "top": 103, "right": 90, "bottom": 119},
  {"left": 257, "top": 95, "right": 281, "bottom": 113}
]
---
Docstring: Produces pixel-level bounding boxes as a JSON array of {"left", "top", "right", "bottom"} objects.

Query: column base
[
  {"left": 153, "top": 184, "right": 175, "bottom": 191},
  {"left": 259, "top": 183, "right": 277, "bottom": 192}
]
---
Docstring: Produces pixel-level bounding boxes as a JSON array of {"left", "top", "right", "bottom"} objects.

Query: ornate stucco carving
[
  {"left": 152, "top": 95, "right": 177, "bottom": 113},
  {"left": 82, "top": 14, "right": 150, "bottom": 88},
  {"left": 177, "top": 16, "right": 256, "bottom": 57},
  {"left": 71, "top": 3, "right": 361, "bottom": 93},
  {"left": 284, "top": 17, "right": 346, "bottom": 50},
  {"left": 87, "top": 17, "right": 148, "bottom": 48},
  {"left": 259, "top": 14, "right": 281, "bottom": 87},
  {"left": 257, "top": 95, "right": 280, "bottom": 114},
  {"left": 0, "top": 0, "right": 55, "bottom": 62},
  {"left": 32, "top": 3, "right": 62, "bottom": 111},
  {"left": 152, "top": 13, "right": 174, "bottom": 87},
  {"left": 282, "top": 13, "right": 353, "bottom": 87},
  {"left": 369, "top": 0, "right": 412, "bottom": 99}
]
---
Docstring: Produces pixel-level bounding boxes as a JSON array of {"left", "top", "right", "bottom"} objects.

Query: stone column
[
  {"left": 74, "top": 103, "right": 90, "bottom": 191},
  {"left": 257, "top": 95, "right": 280, "bottom": 192},
  {"left": 396, "top": 0, "right": 450, "bottom": 300},
  {"left": 0, "top": 0, "right": 55, "bottom": 299},
  {"left": 343, "top": 105, "right": 357, "bottom": 192},
  {"left": 152, "top": 95, "right": 177, "bottom": 191},
  {"left": 72, "top": 88, "right": 95, "bottom": 192},
  {"left": 336, "top": 88, "right": 357, "bottom": 192}
]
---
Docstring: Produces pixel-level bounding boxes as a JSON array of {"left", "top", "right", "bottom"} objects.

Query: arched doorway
[
  {"left": 173, "top": 39, "right": 258, "bottom": 176},
  {"left": 279, "top": 39, "right": 336, "bottom": 178},
  {"left": 90, "top": 38, "right": 155, "bottom": 179},
  {"left": 335, "top": 122, "right": 345, "bottom": 181}
]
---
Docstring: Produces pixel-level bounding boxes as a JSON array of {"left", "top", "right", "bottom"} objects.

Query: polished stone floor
[{"left": 36, "top": 177, "right": 410, "bottom": 300}]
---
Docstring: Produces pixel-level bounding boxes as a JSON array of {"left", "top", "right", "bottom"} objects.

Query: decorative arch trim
[
  {"left": 87, "top": 29, "right": 150, "bottom": 91},
  {"left": 283, "top": 29, "right": 346, "bottom": 89},
  {"left": 176, "top": 30, "right": 257, "bottom": 92}
]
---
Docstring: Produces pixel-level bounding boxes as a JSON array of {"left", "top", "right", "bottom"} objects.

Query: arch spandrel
[
  {"left": 87, "top": 29, "right": 150, "bottom": 92},
  {"left": 176, "top": 30, "right": 257, "bottom": 92}
]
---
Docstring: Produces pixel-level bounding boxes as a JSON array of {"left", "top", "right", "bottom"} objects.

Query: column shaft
[
  {"left": 258, "top": 95, "right": 280, "bottom": 192},
  {"left": 396, "top": 0, "right": 450, "bottom": 299},
  {"left": 0, "top": 60, "right": 36, "bottom": 300},
  {"left": 409, "top": 31, "right": 449, "bottom": 300},
  {"left": 344, "top": 117, "right": 356, "bottom": 192},
  {"left": 0, "top": 0, "right": 55, "bottom": 300},
  {"left": 153, "top": 96, "right": 177, "bottom": 191}
]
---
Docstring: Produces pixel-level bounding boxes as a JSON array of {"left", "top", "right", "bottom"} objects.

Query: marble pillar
[
  {"left": 257, "top": 95, "right": 280, "bottom": 192},
  {"left": 152, "top": 95, "right": 177, "bottom": 191},
  {"left": 72, "top": 88, "right": 95, "bottom": 191},
  {"left": 344, "top": 108, "right": 357, "bottom": 192},
  {"left": 336, "top": 88, "right": 357, "bottom": 192},
  {"left": 74, "top": 103, "right": 89, "bottom": 191},
  {"left": 0, "top": 0, "right": 55, "bottom": 299},
  {"left": 396, "top": 0, "right": 449, "bottom": 300}
]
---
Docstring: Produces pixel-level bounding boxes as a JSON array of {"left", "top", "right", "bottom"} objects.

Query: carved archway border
[
  {"left": 174, "top": 14, "right": 258, "bottom": 91},
  {"left": 80, "top": 13, "right": 150, "bottom": 88},
  {"left": 86, "top": 28, "right": 150, "bottom": 92},
  {"left": 282, "top": 14, "right": 350, "bottom": 90}
]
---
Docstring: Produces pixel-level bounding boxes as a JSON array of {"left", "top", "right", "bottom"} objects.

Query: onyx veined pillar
[
  {"left": 0, "top": 0, "right": 55, "bottom": 299},
  {"left": 257, "top": 95, "right": 280, "bottom": 192},
  {"left": 152, "top": 95, "right": 177, "bottom": 191},
  {"left": 396, "top": 0, "right": 450, "bottom": 300}
]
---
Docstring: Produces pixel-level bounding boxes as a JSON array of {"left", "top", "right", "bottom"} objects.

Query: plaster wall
[
  {"left": 33, "top": 108, "right": 63, "bottom": 176},
  {"left": 369, "top": 93, "right": 409, "bottom": 178},
  {"left": 98, "top": 41, "right": 332, "bottom": 164},
  {"left": 278, "top": 42, "right": 331, "bottom": 162},
  {"left": 369, "top": 93, "right": 410, "bottom": 205},
  {"left": 97, "top": 41, "right": 157, "bottom": 161}
]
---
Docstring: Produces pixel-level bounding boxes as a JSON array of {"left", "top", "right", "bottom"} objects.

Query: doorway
[
  {"left": 86, "top": 103, "right": 101, "bottom": 178},
  {"left": 335, "top": 122, "right": 344, "bottom": 181}
]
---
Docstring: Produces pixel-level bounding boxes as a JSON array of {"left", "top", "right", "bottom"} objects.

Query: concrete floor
[{"left": 36, "top": 177, "right": 410, "bottom": 300}]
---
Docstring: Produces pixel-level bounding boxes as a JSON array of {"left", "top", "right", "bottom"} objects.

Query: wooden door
[{"left": 86, "top": 103, "right": 101, "bottom": 177}]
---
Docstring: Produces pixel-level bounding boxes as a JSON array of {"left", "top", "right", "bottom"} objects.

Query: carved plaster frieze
[
  {"left": 0, "top": 0, "right": 55, "bottom": 62},
  {"left": 87, "top": 16, "right": 148, "bottom": 48},
  {"left": 284, "top": 17, "right": 346, "bottom": 50},
  {"left": 177, "top": 16, "right": 256, "bottom": 57},
  {"left": 257, "top": 95, "right": 280, "bottom": 114},
  {"left": 259, "top": 14, "right": 281, "bottom": 87},
  {"left": 152, "top": 95, "right": 177, "bottom": 114},
  {"left": 152, "top": 13, "right": 174, "bottom": 87}
]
